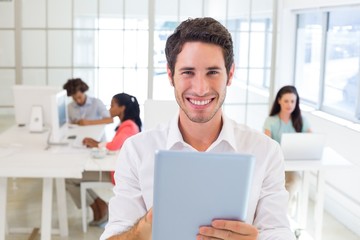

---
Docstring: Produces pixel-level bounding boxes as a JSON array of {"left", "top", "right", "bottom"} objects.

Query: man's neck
[
  {"left": 178, "top": 111, "right": 223, "bottom": 152},
  {"left": 77, "top": 95, "right": 87, "bottom": 107}
]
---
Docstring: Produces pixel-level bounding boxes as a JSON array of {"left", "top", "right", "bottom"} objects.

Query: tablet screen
[{"left": 152, "top": 150, "right": 255, "bottom": 240}]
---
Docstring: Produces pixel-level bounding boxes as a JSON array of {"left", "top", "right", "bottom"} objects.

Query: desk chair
[{"left": 80, "top": 181, "right": 113, "bottom": 232}]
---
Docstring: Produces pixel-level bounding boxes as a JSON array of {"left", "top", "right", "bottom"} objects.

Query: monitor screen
[
  {"left": 50, "top": 90, "right": 68, "bottom": 143},
  {"left": 57, "top": 93, "right": 67, "bottom": 128}
]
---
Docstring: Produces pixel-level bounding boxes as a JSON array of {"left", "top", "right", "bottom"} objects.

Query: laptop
[
  {"left": 152, "top": 150, "right": 255, "bottom": 240},
  {"left": 280, "top": 133, "right": 326, "bottom": 160}
]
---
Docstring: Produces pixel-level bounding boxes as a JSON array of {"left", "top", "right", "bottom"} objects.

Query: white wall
[
  {"left": 277, "top": 0, "right": 360, "bottom": 236},
  {"left": 304, "top": 111, "right": 360, "bottom": 236}
]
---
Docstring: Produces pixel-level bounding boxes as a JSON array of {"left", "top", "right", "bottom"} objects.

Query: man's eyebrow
[
  {"left": 178, "top": 66, "right": 222, "bottom": 71},
  {"left": 178, "top": 67, "right": 195, "bottom": 71},
  {"left": 207, "top": 66, "right": 222, "bottom": 70}
]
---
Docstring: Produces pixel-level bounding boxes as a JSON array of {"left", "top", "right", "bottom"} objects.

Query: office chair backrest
[{"left": 143, "top": 100, "right": 178, "bottom": 130}]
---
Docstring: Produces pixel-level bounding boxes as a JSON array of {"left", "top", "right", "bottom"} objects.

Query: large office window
[
  {"left": 72, "top": 0, "right": 149, "bottom": 106},
  {"left": 0, "top": 0, "right": 149, "bottom": 108},
  {"left": 0, "top": 1, "right": 15, "bottom": 107},
  {"left": 0, "top": 0, "right": 275, "bottom": 130},
  {"left": 225, "top": 17, "right": 272, "bottom": 128},
  {"left": 323, "top": 10, "right": 360, "bottom": 118},
  {"left": 152, "top": 0, "right": 273, "bottom": 129},
  {"left": 294, "top": 13, "right": 323, "bottom": 104},
  {"left": 295, "top": 8, "right": 360, "bottom": 121}
]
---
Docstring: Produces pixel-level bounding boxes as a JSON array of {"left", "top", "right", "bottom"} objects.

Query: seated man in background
[{"left": 63, "top": 78, "right": 113, "bottom": 126}]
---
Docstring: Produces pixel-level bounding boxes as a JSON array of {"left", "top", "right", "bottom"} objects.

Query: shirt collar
[
  {"left": 166, "top": 113, "right": 237, "bottom": 152},
  {"left": 84, "top": 95, "right": 92, "bottom": 106},
  {"left": 211, "top": 115, "right": 237, "bottom": 151},
  {"left": 166, "top": 113, "right": 185, "bottom": 150}
]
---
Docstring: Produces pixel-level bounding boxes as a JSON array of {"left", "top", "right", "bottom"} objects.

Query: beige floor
[{"left": 1, "top": 115, "right": 359, "bottom": 240}]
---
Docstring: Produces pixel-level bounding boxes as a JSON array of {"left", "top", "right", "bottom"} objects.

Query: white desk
[
  {"left": 2, "top": 126, "right": 350, "bottom": 240},
  {"left": 85, "top": 147, "right": 352, "bottom": 240},
  {"left": 0, "top": 124, "right": 106, "bottom": 240},
  {"left": 85, "top": 154, "right": 117, "bottom": 172},
  {"left": 285, "top": 147, "right": 352, "bottom": 240}
]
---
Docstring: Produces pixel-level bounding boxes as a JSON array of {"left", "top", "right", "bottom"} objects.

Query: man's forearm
[
  {"left": 108, "top": 215, "right": 151, "bottom": 240},
  {"left": 107, "top": 225, "right": 139, "bottom": 240}
]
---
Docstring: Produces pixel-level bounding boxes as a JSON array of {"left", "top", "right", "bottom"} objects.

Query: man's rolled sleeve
[
  {"left": 100, "top": 140, "right": 147, "bottom": 239},
  {"left": 255, "top": 143, "right": 295, "bottom": 240}
]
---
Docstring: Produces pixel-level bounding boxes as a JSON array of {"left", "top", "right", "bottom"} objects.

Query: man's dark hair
[
  {"left": 63, "top": 78, "right": 89, "bottom": 96},
  {"left": 165, "top": 17, "right": 234, "bottom": 78}
]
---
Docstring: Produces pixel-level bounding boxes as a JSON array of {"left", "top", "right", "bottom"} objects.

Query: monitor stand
[
  {"left": 29, "top": 106, "right": 45, "bottom": 133},
  {"left": 45, "top": 128, "right": 69, "bottom": 150},
  {"left": 45, "top": 139, "right": 69, "bottom": 150}
]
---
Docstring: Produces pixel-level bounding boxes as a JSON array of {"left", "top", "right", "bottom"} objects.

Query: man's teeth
[{"left": 189, "top": 99, "right": 211, "bottom": 106}]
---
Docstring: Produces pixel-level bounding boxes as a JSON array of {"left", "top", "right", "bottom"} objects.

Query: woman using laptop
[
  {"left": 263, "top": 85, "right": 311, "bottom": 210},
  {"left": 66, "top": 93, "right": 142, "bottom": 226}
]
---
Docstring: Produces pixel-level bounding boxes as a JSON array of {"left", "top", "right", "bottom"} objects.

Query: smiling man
[
  {"left": 101, "top": 17, "right": 295, "bottom": 240},
  {"left": 171, "top": 41, "right": 233, "bottom": 152}
]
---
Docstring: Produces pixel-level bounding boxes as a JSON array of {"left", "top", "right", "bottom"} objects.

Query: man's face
[
  {"left": 72, "top": 91, "right": 86, "bottom": 106},
  {"left": 167, "top": 41, "right": 234, "bottom": 123}
]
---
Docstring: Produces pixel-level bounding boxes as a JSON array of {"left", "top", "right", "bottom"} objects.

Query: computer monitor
[
  {"left": 13, "top": 85, "right": 60, "bottom": 129},
  {"left": 13, "top": 85, "right": 68, "bottom": 143},
  {"left": 49, "top": 90, "right": 68, "bottom": 143}
]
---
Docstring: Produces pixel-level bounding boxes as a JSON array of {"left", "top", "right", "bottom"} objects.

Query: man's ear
[
  {"left": 227, "top": 63, "right": 235, "bottom": 86},
  {"left": 167, "top": 64, "right": 174, "bottom": 86}
]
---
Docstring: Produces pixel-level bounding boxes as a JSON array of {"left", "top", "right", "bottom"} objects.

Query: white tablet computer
[{"left": 152, "top": 150, "right": 255, "bottom": 240}]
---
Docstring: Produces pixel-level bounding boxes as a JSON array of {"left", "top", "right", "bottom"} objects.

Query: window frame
[{"left": 294, "top": 8, "right": 360, "bottom": 123}]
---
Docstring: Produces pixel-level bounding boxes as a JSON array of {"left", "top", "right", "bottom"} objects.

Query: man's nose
[{"left": 193, "top": 75, "right": 209, "bottom": 96}]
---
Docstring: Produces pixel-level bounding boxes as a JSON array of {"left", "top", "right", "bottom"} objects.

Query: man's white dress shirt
[{"left": 101, "top": 114, "right": 295, "bottom": 240}]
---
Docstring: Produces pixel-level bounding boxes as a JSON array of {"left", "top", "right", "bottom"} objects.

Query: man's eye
[
  {"left": 208, "top": 71, "right": 218, "bottom": 75},
  {"left": 182, "top": 71, "right": 193, "bottom": 75}
]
